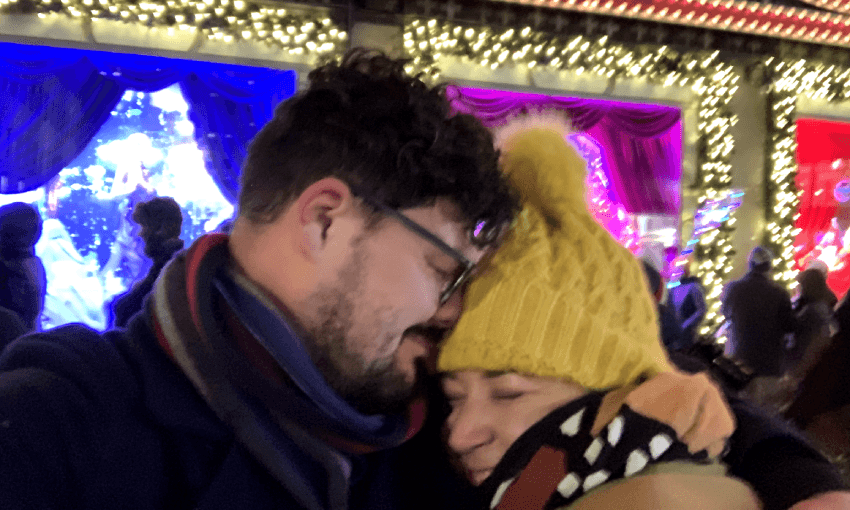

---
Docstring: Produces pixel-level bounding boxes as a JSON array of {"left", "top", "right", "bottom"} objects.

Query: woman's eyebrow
[{"left": 484, "top": 371, "right": 509, "bottom": 378}]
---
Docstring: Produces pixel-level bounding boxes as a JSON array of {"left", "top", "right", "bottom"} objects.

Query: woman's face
[{"left": 441, "top": 370, "right": 587, "bottom": 486}]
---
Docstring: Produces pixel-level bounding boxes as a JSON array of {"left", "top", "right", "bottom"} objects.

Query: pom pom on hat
[
  {"left": 439, "top": 113, "right": 671, "bottom": 390},
  {"left": 493, "top": 112, "right": 587, "bottom": 221}
]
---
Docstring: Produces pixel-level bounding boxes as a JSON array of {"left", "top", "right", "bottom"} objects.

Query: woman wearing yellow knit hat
[{"left": 439, "top": 114, "right": 761, "bottom": 510}]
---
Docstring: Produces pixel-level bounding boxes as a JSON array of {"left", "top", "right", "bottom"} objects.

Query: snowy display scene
[{"left": 0, "top": 84, "right": 234, "bottom": 330}]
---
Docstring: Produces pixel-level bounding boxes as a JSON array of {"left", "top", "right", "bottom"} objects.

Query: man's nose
[{"left": 431, "top": 288, "right": 464, "bottom": 329}]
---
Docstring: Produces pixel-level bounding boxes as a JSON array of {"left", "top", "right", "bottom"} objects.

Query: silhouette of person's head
[
  {"left": 0, "top": 202, "right": 46, "bottom": 331},
  {"left": 0, "top": 202, "right": 42, "bottom": 259},
  {"left": 132, "top": 197, "right": 183, "bottom": 261},
  {"left": 748, "top": 246, "right": 773, "bottom": 274}
]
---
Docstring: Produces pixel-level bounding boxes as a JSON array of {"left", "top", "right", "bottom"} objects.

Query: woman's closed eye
[{"left": 491, "top": 391, "right": 525, "bottom": 402}]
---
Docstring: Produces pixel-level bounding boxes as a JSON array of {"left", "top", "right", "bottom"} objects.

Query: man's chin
[{"left": 340, "top": 363, "right": 422, "bottom": 417}]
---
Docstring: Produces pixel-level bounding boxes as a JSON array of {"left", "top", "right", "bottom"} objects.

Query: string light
[
  {"left": 491, "top": 0, "right": 850, "bottom": 48},
  {"left": 0, "top": 0, "right": 345, "bottom": 59},
  {"left": 405, "top": 18, "right": 739, "bottom": 335},
  {"left": 761, "top": 56, "right": 850, "bottom": 290}
]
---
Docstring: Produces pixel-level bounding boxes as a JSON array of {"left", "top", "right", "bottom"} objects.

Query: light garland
[
  {"left": 494, "top": 0, "right": 850, "bottom": 48},
  {"left": 0, "top": 0, "right": 346, "bottom": 59},
  {"left": 404, "top": 18, "right": 739, "bottom": 336},
  {"left": 671, "top": 188, "right": 743, "bottom": 283},
  {"left": 762, "top": 57, "right": 850, "bottom": 289}
]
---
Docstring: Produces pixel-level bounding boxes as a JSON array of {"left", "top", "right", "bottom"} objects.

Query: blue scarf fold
[{"left": 212, "top": 268, "right": 412, "bottom": 448}]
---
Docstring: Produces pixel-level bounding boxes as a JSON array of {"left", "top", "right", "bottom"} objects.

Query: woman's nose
[{"left": 446, "top": 400, "right": 494, "bottom": 455}]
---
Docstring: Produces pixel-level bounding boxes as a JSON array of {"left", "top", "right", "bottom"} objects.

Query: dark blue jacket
[
  {"left": 670, "top": 276, "right": 706, "bottom": 347},
  {"left": 722, "top": 272, "right": 797, "bottom": 376},
  {"left": 0, "top": 314, "right": 300, "bottom": 509},
  {"left": 0, "top": 309, "right": 477, "bottom": 510}
]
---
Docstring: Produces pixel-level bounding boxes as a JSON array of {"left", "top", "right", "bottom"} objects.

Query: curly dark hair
[
  {"left": 239, "top": 48, "right": 518, "bottom": 240},
  {"left": 132, "top": 197, "right": 182, "bottom": 242}
]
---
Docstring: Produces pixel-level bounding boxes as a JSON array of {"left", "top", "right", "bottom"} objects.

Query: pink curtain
[{"left": 449, "top": 87, "right": 682, "bottom": 215}]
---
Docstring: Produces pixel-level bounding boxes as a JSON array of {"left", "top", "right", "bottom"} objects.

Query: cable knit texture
[{"left": 439, "top": 114, "right": 671, "bottom": 389}]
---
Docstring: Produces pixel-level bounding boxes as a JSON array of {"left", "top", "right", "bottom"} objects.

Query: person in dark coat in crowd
[
  {"left": 108, "top": 197, "right": 185, "bottom": 328},
  {"left": 669, "top": 262, "right": 707, "bottom": 347},
  {"left": 788, "top": 268, "right": 835, "bottom": 382},
  {"left": 722, "top": 246, "right": 797, "bottom": 411},
  {"left": 786, "top": 291, "right": 850, "bottom": 482},
  {"left": 642, "top": 259, "right": 686, "bottom": 352},
  {"left": 803, "top": 259, "right": 837, "bottom": 309},
  {"left": 0, "top": 51, "right": 847, "bottom": 510},
  {"left": 0, "top": 305, "right": 26, "bottom": 353},
  {"left": 0, "top": 202, "right": 46, "bottom": 332}
]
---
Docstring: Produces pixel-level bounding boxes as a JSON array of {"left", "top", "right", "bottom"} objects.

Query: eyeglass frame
[{"left": 356, "top": 194, "right": 479, "bottom": 305}]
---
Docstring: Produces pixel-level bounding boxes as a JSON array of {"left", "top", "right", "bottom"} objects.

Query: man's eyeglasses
[{"left": 357, "top": 195, "right": 491, "bottom": 305}]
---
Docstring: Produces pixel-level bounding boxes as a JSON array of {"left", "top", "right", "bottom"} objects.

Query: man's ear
[{"left": 295, "top": 177, "right": 356, "bottom": 257}]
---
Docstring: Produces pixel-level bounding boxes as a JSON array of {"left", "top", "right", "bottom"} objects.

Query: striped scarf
[{"left": 151, "top": 234, "right": 425, "bottom": 510}]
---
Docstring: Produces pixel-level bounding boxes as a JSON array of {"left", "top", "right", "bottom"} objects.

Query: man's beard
[{"left": 300, "top": 246, "right": 420, "bottom": 416}]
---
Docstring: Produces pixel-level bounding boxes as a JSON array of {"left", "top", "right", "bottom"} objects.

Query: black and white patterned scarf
[{"left": 478, "top": 391, "right": 710, "bottom": 510}]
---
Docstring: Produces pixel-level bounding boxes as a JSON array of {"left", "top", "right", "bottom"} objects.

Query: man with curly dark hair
[{"left": 0, "top": 50, "right": 518, "bottom": 509}]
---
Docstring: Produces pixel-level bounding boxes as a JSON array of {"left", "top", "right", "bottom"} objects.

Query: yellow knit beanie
[{"left": 438, "top": 114, "right": 671, "bottom": 390}]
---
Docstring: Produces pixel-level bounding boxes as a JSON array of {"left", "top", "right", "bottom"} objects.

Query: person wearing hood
[{"left": 0, "top": 202, "right": 46, "bottom": 333}]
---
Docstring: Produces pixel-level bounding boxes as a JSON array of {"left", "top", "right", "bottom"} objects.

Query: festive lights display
[
  {"left": 498, "top": 0, "right": 850, "bottom": 48},
  {"left": 796, "top": 0, "right": 850, "bottom": 17},
  {"left": 670, "top": 188, "right": 743, "bottom": 283},
  {"left": 569, "top": 132, "right": 640, "bottom": 252},
  {"left": 761, "top": 57, "right": 850, "bottom": 289},
  {"left": 0, "top": 0, "right": 346, "bottom": 59},
  {"left": 404, "top": 18, "right": 738, "bottom": 334}
]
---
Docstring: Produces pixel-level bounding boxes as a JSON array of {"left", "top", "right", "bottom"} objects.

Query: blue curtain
[{"left": 0, "top": 42, "right": 297, "bottom": 202}]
